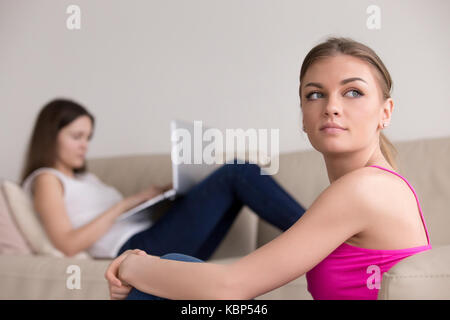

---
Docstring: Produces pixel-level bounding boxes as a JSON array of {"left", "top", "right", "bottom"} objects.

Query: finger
[
  {"left": 111, "top": 290, "right": 130, "bottom": 298},
  {"left": 133, "top": 249, "right": 147, "bottom": 256},
  {"left": 111, "top": 293, "right": 128, "bottom": 300},
  {"left": 110, "top": 285, "right": 131, "bottom": 296},
  {"left": 106, "top": 267, "right": 121, "bottom": 287},
  {"left": 111, "top": 292, "right": 126, "bottom": 300},
  {"left": 105, "top": 260, "right": 123, "bottom": 287},
  {"left": 105, "top": 250, "right": 133, "bottom": 286},
  {"left": 112, "top": 290, "right": 131, "bottom": 297},
  {"left": 111, "top": 285, "right": 132, "bottom": 295}
]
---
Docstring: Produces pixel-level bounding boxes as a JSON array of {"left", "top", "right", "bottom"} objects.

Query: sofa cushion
[
  {"left": 1, "top": 180, "right": 89, "bottom": 259},
  {"left": 0, "top": 254, "right": 110, "bottom": 299},
  {"left": 0, "top": 182, "right": 32, "bottom": 255},
  {"left": 378, "top": 244, "right": 450, "bottom": 299}
]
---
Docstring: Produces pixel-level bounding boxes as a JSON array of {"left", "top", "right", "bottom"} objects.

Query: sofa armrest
[
  {"left": 0, "top": 254, "right": 111, "bottom": 299},
  {"left": 378, "top": 244, "right": 450, "bottom": 300}
]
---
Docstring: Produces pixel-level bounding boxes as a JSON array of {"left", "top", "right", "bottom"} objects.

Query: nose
[
  {"left": 80, "top": 140, "right": 89, "bottom": 152},
  {"left": 323, "top": 93, "right": 341, "bottom": 117}
]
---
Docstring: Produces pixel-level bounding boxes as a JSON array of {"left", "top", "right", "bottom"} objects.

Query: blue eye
[
  {"left": 306, "top": 92, "right": 323, "bottom": 100},
  {"left": 345, "top": 90, "right": 363, "bottom": 98},
  {"left": 306, "top": 90, "right": 364, "bottom": 100}
]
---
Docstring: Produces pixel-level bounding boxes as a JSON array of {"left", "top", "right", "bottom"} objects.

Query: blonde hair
[{"left": 299, "top": 37, "right": 398, "bottom": 171}]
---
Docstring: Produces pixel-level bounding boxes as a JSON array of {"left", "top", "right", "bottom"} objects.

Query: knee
[
  {"left": 216, "top": 160, "right": 262, "bottom": 184},
  {"left": 223, "top": 159, "right": 260, "bottom": 172}
]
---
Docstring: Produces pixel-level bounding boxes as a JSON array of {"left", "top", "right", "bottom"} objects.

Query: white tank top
[{"left": 22, "top": 168, "right": 153, "bottom": 258}]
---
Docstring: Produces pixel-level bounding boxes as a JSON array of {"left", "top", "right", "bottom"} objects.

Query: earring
[{"left": 382, "top": 122, "right": 388, "bottom": 128}]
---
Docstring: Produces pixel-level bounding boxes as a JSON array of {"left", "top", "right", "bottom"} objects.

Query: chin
[
  {"left": 73, "top": 161, "right": 85, "bottom": 170},
  {"left": 311, "top": 139, "right": 350, "bottom": 155}
]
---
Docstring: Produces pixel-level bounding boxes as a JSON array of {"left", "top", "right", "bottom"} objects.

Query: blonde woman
[{"left": 105, "top": 37, "right": 432, "bottom": 300}]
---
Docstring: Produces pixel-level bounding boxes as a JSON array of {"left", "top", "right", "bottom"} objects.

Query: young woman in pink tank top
[{"left": 105, "top": 37, "right": 432, "bottom": 300}]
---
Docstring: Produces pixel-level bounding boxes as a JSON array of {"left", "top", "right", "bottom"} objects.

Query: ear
[{"left": 379, "top": 98, "right": 394, "bottom": 129}]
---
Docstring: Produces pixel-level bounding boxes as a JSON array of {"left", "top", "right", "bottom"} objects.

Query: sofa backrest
[
  {"left": 394, "top": 136, "right": 450, "bottom": 246},
  {"left": 88, "top": 153, "right": 173, "bottom": 198}
]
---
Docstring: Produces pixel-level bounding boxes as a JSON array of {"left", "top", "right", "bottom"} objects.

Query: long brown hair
[
  {"left": 299, "top": 37, "right": 398, "bottom": 171},
  {"left": 21, "top": 99, "right": 95, "bottom": 184}
]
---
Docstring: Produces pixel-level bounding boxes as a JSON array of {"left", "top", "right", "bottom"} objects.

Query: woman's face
[
  {"left": 300, "top": 54, "right": 392, "bottom": 156},
  {"left": 55, "top": 115, "right": 93, "bottom": 170}
]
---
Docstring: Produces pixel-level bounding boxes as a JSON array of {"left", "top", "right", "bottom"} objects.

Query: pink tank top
[{"left": 305, "top": 165, "right": 432, "bottom": 300}]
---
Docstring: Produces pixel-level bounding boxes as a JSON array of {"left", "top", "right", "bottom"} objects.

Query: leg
[
  {"left": 119, "top": 160, "right": 306, "bottom": 260},
  {"left": 125, "top": 253, "right": 204, "bottom": 300}
]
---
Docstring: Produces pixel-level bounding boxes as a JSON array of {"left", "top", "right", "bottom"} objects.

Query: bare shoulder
[
  {"left": 327, "top": 166, "right": 390, "bottom": 204},
  {"left": 32, "top": 172, "right": 64, "bottom": 197},
  {"left": 336, "top": 166, "right": 412, "bottom": 210},
  {"left": 336, "top": 166, "right": 400, "bottom": 194},
  {"left": 323, "top": 166, "right": 400, "bottom": 223},
  {"left": 31, "top": 172, "right": 70, "bottom": 229},
  {"left": 303, "top": 166, "right": 388, "bottom": 233},
  {"left": 334, "top": 165, "right": 390, "bottom": 185},
  {"left": 336, "top": 166, "right": 429, "bottom": 249}
]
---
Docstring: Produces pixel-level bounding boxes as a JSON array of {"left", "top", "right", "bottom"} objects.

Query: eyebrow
[
  {"left": 70, "top": 130, "right": 93, "bottom": 137},
  {"left": 304, "top": 77, "right": 368, "bottom": 89}
]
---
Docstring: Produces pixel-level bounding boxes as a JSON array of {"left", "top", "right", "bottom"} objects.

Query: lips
[
  {"left": 321, "top": 127, "right": 346, "bottom": 134},
  {"left": 320, "top": 122, "right": 346, "bottom": 131}
]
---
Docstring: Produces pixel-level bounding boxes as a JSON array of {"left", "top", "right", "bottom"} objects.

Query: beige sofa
[{"left": 0, "top": 136, "right": 449, "bottom": 300}]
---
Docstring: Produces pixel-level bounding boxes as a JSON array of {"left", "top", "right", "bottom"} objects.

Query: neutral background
[{"left": 1, "top": 0, "right": 449, "bottom": 182}]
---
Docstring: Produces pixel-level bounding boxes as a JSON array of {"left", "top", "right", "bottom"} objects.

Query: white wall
[{"left": 1, "top": 0, "right": 449, "bottom": 182}]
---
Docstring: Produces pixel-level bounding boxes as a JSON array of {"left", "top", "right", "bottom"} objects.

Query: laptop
[{"left": 116, "top": 120, "right": 218, "bottom": 221}]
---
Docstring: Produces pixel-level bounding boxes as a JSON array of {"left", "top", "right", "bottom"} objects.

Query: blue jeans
[{"left": 118, "top": 161, "right": 306, "bottom": 260}]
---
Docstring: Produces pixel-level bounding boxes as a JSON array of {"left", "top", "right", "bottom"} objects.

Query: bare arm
[
  {"left": 119, "top": 254, "right": 232, "bottom": 299},
  {"left": 112, "top": 168, "right": 379, "bottom": 299},
  {"left": 33, "top": 173, "right": 162, "bottom": 257}
]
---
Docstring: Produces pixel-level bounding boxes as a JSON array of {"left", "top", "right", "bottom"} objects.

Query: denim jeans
[{"left": 118, "top": 160, "right": 306, "bottom": 261}]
